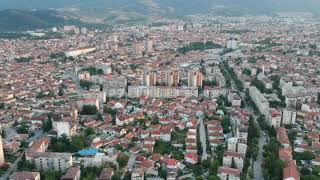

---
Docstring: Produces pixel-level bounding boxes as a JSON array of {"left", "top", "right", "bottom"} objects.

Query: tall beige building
[
  {"left": 188, "top": 69, "right": 203, "bottom": 87},
  {"left": 143, "top": 70, "right": 157, "bottom": 86},
  {"left": 0, "top": 135, "right": 5, "bottom": 166},
  {"left": 165, "top": 69, "right": 180, "bottom": 86}
]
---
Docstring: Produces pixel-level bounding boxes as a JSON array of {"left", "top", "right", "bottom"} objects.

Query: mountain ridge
[{"left": 1, "top": 0, "right": 320, "bottom": 15}]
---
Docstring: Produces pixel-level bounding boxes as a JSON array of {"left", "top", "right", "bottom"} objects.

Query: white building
[
  {"left": 267, "top": 108, "right": 282, "bottom": 128},
  {"left": 0, "top": 136, "right": 5, "bottom": 166},
  {"left": 128, "top": 86, "right": 198, "bottom": 99},
  {"left": 249, "top": 86, "right": 270, "bottom": 117},
  {"left": 227, "top": 39, "right": 238, "bottom": 49},
  {"left": 64, "top": 47, "right": 96, "bottom": 57},
  {"left": 282, "top": 109, "right": 296, "bottom": 125}
]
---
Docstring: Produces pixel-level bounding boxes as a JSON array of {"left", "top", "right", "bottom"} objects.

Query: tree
[
  {"left": 123, "top": 172, "right": 132, "bottom": 180},
  {"left": 243, "top": 68, "right": 252, "bottom": 76},
  {"left": 111, "top": 174, "right": 121, "bottom": 180},
  {"left": 231, "top": 158, "right": 237, "bottom": 168},
  {"left": 117, "top": 153, "right": 129, "bottom": 169},
  {"left": 50, "top": 134, "right": 88, "bottom": 153},
  {"left": 81, "top": 105, "right": 98, "bottom": 115},
  {"left": 192, "top": 164, "right": 204, "bottom": 176},
  {"left": 41, "top": 171, "right": 61, "bottom": 180},
  {"left": 18, "top": 155, "right": 36, "bottom": 171},
  {"left": 104, "top": 106, "right": 117, "bottom": 116},
  {"left": 159, "top": 166, "right": 167, "bottom": 179},
  {"left": 85, "top": 127, "right": 95, "bottom": 136},
  {"left": 209, "top": 160, "right": 220, "bottom": 175},
  {"left": 295, "top": 151, "right": 315, "bottom": 161},
  {"left": 97, "top": 113, "right": 103, "bottom": 121},
  {"left": 154, "top": 140, "right": 171, "bottom": 154},
  {"left": 1, "top": 130, "right": 6, "bottom": 139},
  {"left": 208, "top": 175, "right": 220, "bottom": 180},
  {"left": 36, "top": 91, "right": 46, "bottom": 98},
  {"left": 251, "top": 78, "right": 266, "bottom": 93},
  {"left": 42, "top": 119, "right": 52, "bottom": 132},
  {"left": 202, "top": 160, "right": 211, "bottom": 169},
  {"left": 80, "top": 80, "right": 93, "bottom": 90},
  {"left": 0, "top": 103, "right": 4, "bottom": 109},
  {"left": 221, "top": 115, "right": 231, "bottom": 134},
  {"left": 16, "top": 121, "right": 29, "bottom": 134},
  {"left": 48, "top": 90, "right": 55, "bottom": 97},
  {"left": 58, "top": 87, "right": 64, "bottom": 96}
]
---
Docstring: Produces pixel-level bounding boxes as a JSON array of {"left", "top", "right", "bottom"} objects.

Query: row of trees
[
  {"left": 15, "top": 56, "right": 33, "bottom": 63},
  {"left": 49, "top": 134, "right": 89, "bottom": 153},
  {"left": 251, "top": 78, "right": 273, "bottom": 94},
  {"left": 80, "top": 80, "right": 93, "bottom": 90},
  {"left": 81, "top": 66, "right": 104, "bottom": 75},
  {"left": 262, "top": 138, "right": 284, "bottom": 180},
  {"left": 36, "top": 90, "right": 56, "bottom": 98},
  {"left": 154, "top": 140, "right": 184, "bottom": 161},
  {"left": 81, "top": 105, "right": 98, "bottom": 115}
]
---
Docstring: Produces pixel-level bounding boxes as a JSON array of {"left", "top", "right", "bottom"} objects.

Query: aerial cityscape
[{"left": 0, "top": 1, "right": 320, "bottom": 180}]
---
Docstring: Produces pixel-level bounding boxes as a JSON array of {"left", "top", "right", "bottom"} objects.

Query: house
[
  {"left": 311, "top": 156, "right": 320, "bottom": 166},
  {"left": 98, "top": 168, "right": 114, "bottom": 180},
  {"left": 217, "top": 166, "right": 241, "bottom": 180},
  {"left": 185, "top": 153, "right": 198, "bottom": 164},
  {"left": 166, "top": 158, "right": 178, "bottom": 169},
  {"left": 279, "top": 148, "right": 293, "bottom": 162},
  {"left": 283, "top": 160, "right": 300, "bottom": 180},
  {"left": 61, "top": 166, "right": 81, "bottom": 180},
  {"left": 10, "top": 172, "right": 40, "bottom": 180},
  {"left": 223, "top": 151, "right": 244, "bottom": 170},
  {"left": 277, "top": 127, "right": 291, "bottom": 148}
]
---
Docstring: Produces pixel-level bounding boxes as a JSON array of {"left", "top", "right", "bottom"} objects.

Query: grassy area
[
  {"left": 171, "top": 129, "right": 187, "bottom": 144},
  {"left": 4, "top": 153, "right": 18, "bottom": 163}
]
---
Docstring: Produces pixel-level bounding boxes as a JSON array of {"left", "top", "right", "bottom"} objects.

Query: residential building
[
  {"left": 165, "top": 69, "right": 180, "bottom": 86},
  {"left": 61, "top": 166, "right": 81, "bottom": 180},
  {"left": 188, "top": 69, "right": 203, "bottom": 87},
  {"left": 10, "top": 172, "right": 40, "bottom": 180},
  {"left": 128, "top": 86, "right": 198, "bottom": 98},
  {"left": 217, "top": 166, "right": 241, "bottom": 180},
  {"left": 249, "top": 86, "right": 270, "bottom": 117},
  {"left": 143, "top": 70, "right": 157, "bottom": 86}
]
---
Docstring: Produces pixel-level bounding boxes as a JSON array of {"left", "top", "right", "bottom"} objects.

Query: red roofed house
[
  {"left": 217, "top": 166, "right": 240, "bottom": 180},
  {"left": 10, "top": 172, "right": 40, "bottom": 180},
  {"left": 283, "top": 160, "right": 300, "bottom": 180},
  {"left": 279, "top": 148, "right": 293, "bottom": 162},
  {"left": 277, "top": 127, "right": 291, "bottom": 148},
  {"left": 61, "top": 166, "right": 81, "bottom": 180},
  {"left": 268, "top": 108, "right": 282, "bottom": 128},
  {"left": 98, "top": 168, "right": 114, "bottom": 180},
  {"left": 185, "top": 153, "right": 198, "bottom": 164}
]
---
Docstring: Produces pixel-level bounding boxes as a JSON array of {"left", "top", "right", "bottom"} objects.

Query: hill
[
  {"left": 1, "top": 0, "right": 320, "bottom": 15},
  {"left": 0, "top": 0, "right": 320, "bottom": 31},
  {"left": 0, "top": 9, "right": 108, "bottom": 31}
]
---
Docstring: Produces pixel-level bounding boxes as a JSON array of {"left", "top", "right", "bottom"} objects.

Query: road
[
  {"left": 198, "top": 117, "right": 208, "bottom": 161},
  {"left": 254, "top": 132, "right": 266, "bottom": 180},
  {"left": 2, "top": 131, "right": 44, "bottom": 179},
  {"left": 220, "top": 60, "right": 268, "bottom": 179},
  {"left": 127, "top": 155, "right": 137, "bottom": 172},
  {"left": 63, "top": 70, "right": 83, "bottom": 96}
]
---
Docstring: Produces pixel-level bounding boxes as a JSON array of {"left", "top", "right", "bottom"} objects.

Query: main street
[
  {"left": 199, "top": 117, "right": 208, "bottom": 161},
  {"left": 2, "top": 131, "right": 44, "bottom": 179},
  {"left": 220, "top": 59, "right": 267, "bottom": 180},
  {"left": 254, "top": 131, "right": 267, "bottom": 180}
]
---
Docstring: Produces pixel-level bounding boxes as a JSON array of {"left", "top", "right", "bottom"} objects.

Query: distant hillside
[
  {"left": 0, "top": 9, "right": 109, "bottom": 31},
  {"left": 1, "top": 0, "right": 320, "bottom": 15},
  {"left": 0, "top": 10, "right": 74, "bottom": 31},
  {"left": 0, "top": 0, "right": 320, "bottom": 30}
]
